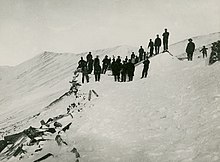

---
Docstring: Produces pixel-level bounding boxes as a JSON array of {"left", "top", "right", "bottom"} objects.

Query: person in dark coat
[
  {"left": 148, "top": 39, "right": 154, "bottom": 57},
  {"left": 78, "top": 57, "right": 89, "bottom": 83},
  {"left": 141, "top": 57, "right": 150, "bottom": 78},
  {"left": 121, "top": 61, "right": 127, "bottom": 82},
  {"left": 200, "top": 46, "right": 208, "bottom": 58},
  {"left": 162, "top": 28, "right": 169, "bottom": 52},
  {"left": 135, "top": 56, "right": 139, "bottom": 64},
  {"left": 143, "top": 52, "right": 147, "bottom": 60},
  {"left": 111, "top": 59, "right": 121, "bottom": 82},
  {"left": 94, "top": 55, "right": 100, "bottom": 67},
  {"left": 102, "top": 55, "right": 109, "bottom": 74},
  {"left": 94, "top": 64, "right": 101, "bottom": 82},
  {"left": 154, "top": 34, "right": 161, "bottom": 54},
  {"left": 131, "top": 52, "right": 136, "bottom": 64},
  {"left": 138, "top": 46, "right": 144, "bottom": 61},
  {"left": 186, "top": 38, "right": 195, "bottom": 61},
  {"left": 86, "top": 52, "right": 93, "bottom": 74},
  {"left": 127, "top": 59, "right": 135, "bottom": 81}
]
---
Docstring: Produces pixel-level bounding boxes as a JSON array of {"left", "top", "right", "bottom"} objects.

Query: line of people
[
  {"left": 77, "top": 28, "right": 170, "bottom": 83},
  {"left": 146, "top": 28, "right": 170, "bottom": 58},
  {"left": 77, "top": 52, "right": 151, "bottom": 83}
]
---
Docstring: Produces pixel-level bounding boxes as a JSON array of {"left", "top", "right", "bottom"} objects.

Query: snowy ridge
[
  {"left": 169, "top": 32, "right": 220, "bottom": 58},
  {"left": 0, "top": 33, "right": 220, "bottom": 161}
]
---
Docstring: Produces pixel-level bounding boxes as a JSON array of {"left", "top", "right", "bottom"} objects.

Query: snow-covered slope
[
  {"left": 0, "top": 45, "right": 137, "bottom": 132},
  {"left": 0, "top": 34, "right": 220, "bottom": 162},
  {"left": 169, "top": 32, "right": 220, "bottom": 58}
]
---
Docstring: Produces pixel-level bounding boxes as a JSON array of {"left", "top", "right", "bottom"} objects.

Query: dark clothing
[
  {"left": 162, "top": 31, "right": 169, "bottom": 51},
  {"left": 94, "top": 65, "right": 101, "bottom": 81},
  {"left": 86, "top": 53, "right": 92, "bottom": 62},
  {"left": 200, "top": 47, "right": 208, "bottom": 58},
  {"left": 112, "top": 61, "right": 122, "bottom": 82},
  {"left": 148, "top": 41, "right": 154, "bottom": 57},
  {"left": 78, "top": 59, "right": 89, "bottom": 83},
  {"left": 139, "top": 48, "right": 144, "bottom": 61},
  {"left": 121, "top": 63, "right": 127, "bottom": 82},
  {"left": 94, "top": 58, "right": 100, "bottom": 67},
  {"left": 142, "top": 59, "right": 150, "bottom": 78},
  {"left": 87, "top": 59, "right": 93, "bottom": 74},
  {"left": 155, "top": 38, "right": 161, "bottom": 54},
  {"left": 102, "top": 58, "right": 109, "bottom": 74},
  {"left": 186, "top": 42, "right": 195, "bottom": 61},
  {"left": 127, "top": 62, "right": 135, "bottom": 81}
]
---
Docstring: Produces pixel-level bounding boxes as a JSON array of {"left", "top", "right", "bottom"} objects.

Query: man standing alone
[
  {"left": 186, "top": 38, "right": 195, "bottom": 61},
  {"left": 154, "top": 34, "right": 161, "bottom": 54},
  {"left": 162, "top": 29, "right": 169, "bottom": 52}
]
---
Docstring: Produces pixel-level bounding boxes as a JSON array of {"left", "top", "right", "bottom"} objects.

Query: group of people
[
  {"left": 76, "top": 28, "right": 171, "bottom": 83},
  {"left": 146, "top": 29, "right": 170, "bottom": 58}
]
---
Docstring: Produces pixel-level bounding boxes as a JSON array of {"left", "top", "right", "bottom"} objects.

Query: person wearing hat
[
  {"left": 186, "top": 38, "right": 195, "bottom": 61},
  {"left": 141, "top": 57, "right": 150, "bottom": 78}
]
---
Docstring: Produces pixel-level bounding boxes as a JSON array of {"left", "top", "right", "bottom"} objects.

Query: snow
[{"left": 0, "top": 33, "right": 220, "bottom": 161}]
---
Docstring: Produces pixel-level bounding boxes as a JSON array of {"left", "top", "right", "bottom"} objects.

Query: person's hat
[{"left": 188, "top": 38, "right": 192, "bottom": 41}]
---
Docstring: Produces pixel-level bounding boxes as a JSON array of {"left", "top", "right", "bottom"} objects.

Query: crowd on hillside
[
  {"left": 77, "top": 29, "right": 170, "bottom": 83},
  {"left": 76, "top": 28, "right": 219, "bottom": 83}
]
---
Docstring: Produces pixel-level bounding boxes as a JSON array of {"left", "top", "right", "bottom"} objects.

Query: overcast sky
[{"left": 0, "top": 0, "right": 219, "bottom": 66}]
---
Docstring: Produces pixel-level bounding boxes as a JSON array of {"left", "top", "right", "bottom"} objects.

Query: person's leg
[
  {"left": 95, "top": 74, "right": 97, "bottom": 81},
  {"left": 86, "top": 74, "right": 89, "bottom": 82},
  {"left": 98, "top": 73, "right": 101, "bottom": 81},
  {"left": 142, "top": 70, "right": 145, "bottom": 78},
  {"left": 82, "top": 73, "right": 85, "bottom": 83},
  {"left": 145, "top": 70, "right": 148, "bottom": 77}
]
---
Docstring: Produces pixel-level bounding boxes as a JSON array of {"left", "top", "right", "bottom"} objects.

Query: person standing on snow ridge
[
  {"left": 154, "top": 34, "right": 162, "bottom": 54},
  {"left": 138, "top": 46, "right": 145, "bottom": 61},
  {"left": 86, "top": 52, "right": 93, "bottom": 74},
  {"left": 186, "top": 38, "right": 195, "bottom": 61},
  {"left": 121, "top": 60, "right": 128, "bottom": 82},
  {"left": 141, "top": 57, "right": 150, "bottom": 78},
  {"left": 94, "top": 62, "right": 101, "bottom": 82},
  {"left": 127, "top": 59, "right": 135, "bottom": 81},
  {"left": 148, "top": 39, "right": 154, "bottom": 57},
  {"left": 200, "top": 46, "right": 208, "bottom": 58},
  {"left": 102, "top": 55, "right": 109, "bottom": 74},
  {"left": 162, "top": 28, "right": 169, "bottom": 52},
  {"left": 78, "top": 57, "right": 89, "bottom": 83}
]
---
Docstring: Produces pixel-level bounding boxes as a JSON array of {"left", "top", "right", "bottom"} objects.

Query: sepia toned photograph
[{"left": 0, "top": 0, "right": 220, "bottom": 161}]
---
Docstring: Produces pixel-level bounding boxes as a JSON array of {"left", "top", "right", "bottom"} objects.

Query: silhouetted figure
[
  {"left": 127, "top": 59, "right": 135, "bottom": 81},
  {"left": 125, "top": 56, "right": 128, "bottom": 63},
  {"left": 131, "top": 52, "right": 136, "bottom": 64},
  {"left": 102, "top": 55, "right": 109, "bottom": 74},
  {"left": 121, "top": 61, "right": 127, "bottom": 82},
  {"left": 116, "top": 56, "right": 121, "bottom": 63},
  {"left": 94, "top": 55, "right": 100, "bottom": 67},
  {"left": 154, "top": 34, "right": 161, "bottom": 54},
  {"left": 78, "top": 57, "right": 89, "bottom": 83},
  {"left": 135, "top": 56, "right": 139, "bottom": 64},
  {"left": 143, "top": 52, "right": 147, "bottom": 60},
  {"left": 86, "top": 52, "right": 93, "bottom": 74},
  {"left": 142, "top": 57, "right": 150, "bottom": 78},
  {"left": 112, "top": 59, "right": 121, "bottom": 82},
  {"left": 200, "top": 46, "right": 208, "bottom": 58},
  {"left": 186, "top": 38, "right": 195, "bottom": 61},
  {"left": 94, "top": 64, "right": 101, "bottom": 82},
  {"left": 148, "top": 39, "right": 154, "bottom": 57},
  {"left": 162, "top": 29, "right": 169, "bottom": 52},
  {"left": 138, "top": 46, "right": 144, "bottom": 61}
]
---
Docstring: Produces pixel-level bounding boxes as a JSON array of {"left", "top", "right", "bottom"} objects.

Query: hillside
[{"left": 0, "top": 33, "right": 220, "bottom": 162}]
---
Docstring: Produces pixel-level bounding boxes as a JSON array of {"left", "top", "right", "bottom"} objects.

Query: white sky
[{"left": 0, "top": 0, "right": 219, "bottom": 66}]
